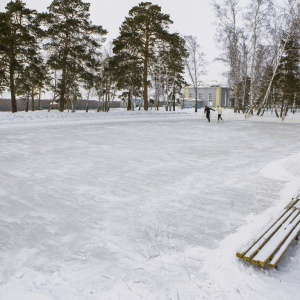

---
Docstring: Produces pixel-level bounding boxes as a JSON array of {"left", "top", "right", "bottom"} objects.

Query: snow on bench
[{"left": 236, "top": 196, "right": 300, "bottom": 269}]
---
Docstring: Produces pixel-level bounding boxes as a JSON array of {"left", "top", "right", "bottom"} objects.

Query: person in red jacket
[{"left": 204, "top": 106, "right": 215, "bottom": 122}]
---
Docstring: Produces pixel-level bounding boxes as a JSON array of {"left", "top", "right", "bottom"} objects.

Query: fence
[{"left": 0, "top": 99, "right": 122, "bottom": 112}]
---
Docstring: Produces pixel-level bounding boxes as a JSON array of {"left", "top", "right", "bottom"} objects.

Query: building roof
[{"left": 186, "top": 81, "right": 228, "bottom": 88}]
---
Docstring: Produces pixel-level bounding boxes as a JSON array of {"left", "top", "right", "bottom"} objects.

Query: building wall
[
  {"left": 184, "top": 88, "right": 189, "bottom": 99},
  {"left": 216, "top": 87, "right": 221, "bottom": 106},
  {"left": 183, "top": 86, "right": 229, "bottom": 108}
]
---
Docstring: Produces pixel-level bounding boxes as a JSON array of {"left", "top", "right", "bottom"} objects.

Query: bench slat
[
  {"left": 285, "top": 197, "right": 300, "bottom": 210},
  {"left": 285, "top": 195, "right": 300, "bottom": 209},
  {"left": 268, "top": 222, "right": 300, "bottom": 268},
  {"left": 251, "top": 211, "right": 300, "bottom": 267},
  {"left": 236, "top": 209, "right": 288, "bottom": 259},
  {"left": 236, "top": 196, "right": 300, "bottom": 269},
  {"left": 241, "top": 208, "right": 296, "bottom": 261},
  {"left": 294, "top": 201, "right": 300, "bottom": 210}
]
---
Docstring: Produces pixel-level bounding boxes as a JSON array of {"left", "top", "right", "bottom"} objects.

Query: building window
[
  {"left": 189, "top": 93, "right": 193, "bottom": 98},
  {"left": 198, "top": 93, "right": 202, "bottom": 100},
  {"left": 208, "top": 93, "right": 213, "bottom": 101},
  {"left": 222, "top": 92, "right": 227, "bottom": 106}
]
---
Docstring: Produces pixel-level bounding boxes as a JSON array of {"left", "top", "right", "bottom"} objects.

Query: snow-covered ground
[{"left": 0, "top": 108, "right": 300, "bottom": 300}]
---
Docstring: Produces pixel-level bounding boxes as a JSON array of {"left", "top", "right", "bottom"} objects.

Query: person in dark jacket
[{"left": 204, "top": 106, "right": 215, "bottom": 122}]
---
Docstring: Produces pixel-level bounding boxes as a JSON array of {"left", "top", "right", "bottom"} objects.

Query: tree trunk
[
  {"left": 38, "top": 88, "right": 41, "bottom": 110},
  {"left": 59, "top": 67, "right": 66, "bottom": 112},
  {"left": 31, "top": 88, "right": 35, "bottom": 111},
  {"left": 232, "top": 23, "right": 240, "bottom": 113},
  {"left": 274, "top": 105, "right": 279, "bottom": 117},
  {"left": 25, "top": 98, "right": 29, "bottom": 112},
  {"left": 59, "top": 31, "right": 70, "bottom": 112},
  {"left": 86, "top": 90, "right": 90, "bottom": 112},
  {"left": 9, "top": 60, "right": 17, "bottom": 113},
  {"left": 292, "top": 94, "right": 296, "bottom": 113},
  {"left": 143, "top": 34, "right": 149, "bottom": 111},
  {"left": 173, "top": 89, "right": 175, "bottom": 111},
  {"left": 127, "top": 91, "right": 131, "bottom": 111},
  {"left": 194, "top": 65, "right": 197, "bottom": 112},
  {"left": 194, "top": 86, "right": 198, "bottom": 112},
  {"left": 280, "top": 96, "right": 284, "bottom": 117},
  {"left": 249, "top": 2, "right": 261, "bottom": 110},
  {"left": 259, "top": 30, "right": 292, "bottom": 115},
  {"left": 234, "top": 85, "right": 239, "bottom": 112},
  {"left": 105, "top": 92, "right": 108, "bottom": 112}
]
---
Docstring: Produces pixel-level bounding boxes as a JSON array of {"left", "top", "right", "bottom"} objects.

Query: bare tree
[
  {"left": 184, "top": 35, "right": 207, "bottom": 112},
  {"left": 213, "top": 0, "right": 242, "bottom": 112},
  {"left": 244, "top": 0, "right": 274, "bottom": 114},
  {"left": 239, "top": 32, "right": 250, "bottom": 110}
]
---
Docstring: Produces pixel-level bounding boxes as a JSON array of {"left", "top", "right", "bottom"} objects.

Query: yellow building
[{"left": 182, "top": 83, "right": 229, "bottom": 108}]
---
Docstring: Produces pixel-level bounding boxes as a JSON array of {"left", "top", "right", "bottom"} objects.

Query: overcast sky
[{"left": 0, "top": 0, "right": 226, "bottom": 83}]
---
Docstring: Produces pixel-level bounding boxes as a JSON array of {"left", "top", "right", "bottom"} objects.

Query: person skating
[
  {"left": 217, "top": 105, "right": 223, "bottom": 122},
  {"left": 204, "top": 105, "right": 215, "bottom": 122}
]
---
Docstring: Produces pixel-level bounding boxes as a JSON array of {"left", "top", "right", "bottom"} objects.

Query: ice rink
[{"left": 1, "top": 108, "right": 300, "bottom": 299}]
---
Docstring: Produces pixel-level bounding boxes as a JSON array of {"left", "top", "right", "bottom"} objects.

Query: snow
[
  {"left": 0, "top": 107, "right": 300, "bottom": 300},
  {"left": 269, "top": 222, "right": 300, "bottom": 267},
  {"left": 251, "top": 210, "right": 300, "bottom": 263}
]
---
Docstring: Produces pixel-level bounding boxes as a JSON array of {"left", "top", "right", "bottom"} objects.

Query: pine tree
[
  {"left": 0, "top": 0, "right": 40, "bottom": 113},
  {"left": 274, "top": 35, "right": 300, "bottom": 110},
  {"left": 16, "top": 53, "right": 49, "bottom": 111},
  {"left": 155, "top": 33, "right": 187, "bottom": 111},
  {"left": 109, "top": 51, "right": 143, "bottom": 111},
  {"left": 44, "top": 0, "right": 107, "bottom": 112},
  {"left": 113, "top": 2, "right": 175, "bottom": 111}
]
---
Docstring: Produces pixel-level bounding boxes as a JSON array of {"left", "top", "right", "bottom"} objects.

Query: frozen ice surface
[{"left": 0, "top": 108, "right": 300, "bottom": 299}]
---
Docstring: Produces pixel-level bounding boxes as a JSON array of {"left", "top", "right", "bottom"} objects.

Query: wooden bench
[{"left": 236, "top": 195, "right": 300, "bottom": 269}]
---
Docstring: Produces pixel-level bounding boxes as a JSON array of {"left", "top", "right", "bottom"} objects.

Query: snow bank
[{"left": 198, "top": 151, "right": 300, "bottom": 300}]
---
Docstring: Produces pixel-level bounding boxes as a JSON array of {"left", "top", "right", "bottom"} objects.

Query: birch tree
[
  {"left": 239, "top": 32, "right": 250, "bottom": 110},
  {"left": 244, "top": 0, "right": 274, "bottom": 114},
  {"left": 184, "top": 35, "right": 206, "bottom": 112},
  {"left": 213, "top": 0, "right": 242, "bottom": 112}
]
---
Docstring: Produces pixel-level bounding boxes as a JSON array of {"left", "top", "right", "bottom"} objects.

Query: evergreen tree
[
  {"left": 0, "top": 0, "right": 40, "bottom": 113},
  {"left": 16, "top": 54, "right": 49, "bottom": 111},
  {"left": 44, "top": 0, "right": 107, "bottom": 112},
  {"left": 96, "top": 45, "right": 119, "bottom": 112},
  {"left": 274, "top": 34, "right": 300, "bottom": 108},
  {"left": 113, "top": 2, "right": 176, "bottom": 110},
  {"left": 0, "top": 54, "right": 7, "bottom": 94},
  {"left": 109, "top": 51, "right": 143, "bottom": 110},
  {"left": 155, "top": 33, "right": 187, "bottom": 111}
]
